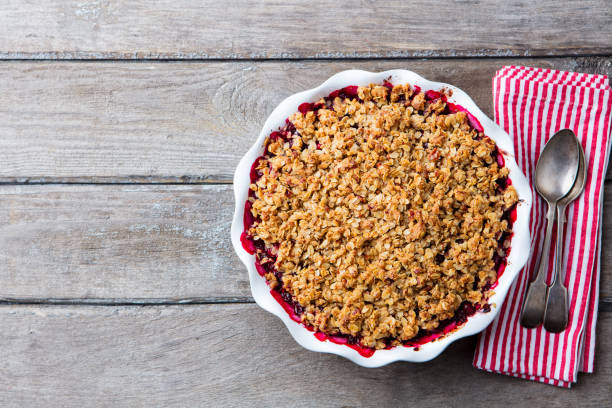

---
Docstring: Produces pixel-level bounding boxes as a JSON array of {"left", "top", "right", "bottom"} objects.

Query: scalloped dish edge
[{"left": 231, "top": 69, "right": 532, "bottom": 367}]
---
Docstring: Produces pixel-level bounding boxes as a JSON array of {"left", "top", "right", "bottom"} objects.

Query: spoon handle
[
  {"left": 544, "top": 203, "right": 569, "bottom": 332},
  {"left": 521, "top": 201, "right": 555, "bottom": 328}
]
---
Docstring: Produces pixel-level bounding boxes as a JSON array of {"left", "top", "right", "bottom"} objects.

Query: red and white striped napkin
[{"left": 473, "top": 66, "right": 612, "bottom": 387}]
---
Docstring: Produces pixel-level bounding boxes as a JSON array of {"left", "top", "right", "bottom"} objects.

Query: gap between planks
[
  {"left": 1, "top": 54, "right": 612, "bottom": 63},
  {"left": 2, "top": 178, "right": 612, "bottom": 187},
  {"left": 0, "top": 297, "right": 254, "bottom": 306},
  {"left": 1, "top": 298, "right": 610, "bottom": 309},
  {"left": 0, "top": 176, "right": 232, "bottom": 185}
]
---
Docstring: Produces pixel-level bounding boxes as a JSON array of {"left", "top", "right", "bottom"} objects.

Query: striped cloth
[{"left": 473, "top": 66, "right": 612, "bottom": 387}]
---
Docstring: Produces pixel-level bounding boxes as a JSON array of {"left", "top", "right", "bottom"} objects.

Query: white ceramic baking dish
[{"left": 231, "top": 69, "right": 532, "bottom": 367}]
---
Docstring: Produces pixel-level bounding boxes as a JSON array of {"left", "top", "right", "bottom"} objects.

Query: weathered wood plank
[
  {"left": 0, "top": 184, "right": 611, "bottom": 302},
  {"left": 0, "top": 304, "right": 609, "bottom": 407},
  {"left": 0, "top": 1, "right": 611, "bottom": 59},
  {"left": 0, "top": 184, "right": 249, "bottom": 301},
  {"left": 0, "top": 57, "right": 610, "bottom": 183}
]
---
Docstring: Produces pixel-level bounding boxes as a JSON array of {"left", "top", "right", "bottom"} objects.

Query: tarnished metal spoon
[
  {"left": 544, "top": 136, "right": 586, "bottom": 333},
  {"left": 521, "top": 129, "right": 581, "bottom": 328}
]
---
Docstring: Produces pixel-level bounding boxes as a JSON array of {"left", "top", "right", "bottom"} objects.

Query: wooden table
[{"left": 0, "top": 1, "right": 610, "bottom": 406}]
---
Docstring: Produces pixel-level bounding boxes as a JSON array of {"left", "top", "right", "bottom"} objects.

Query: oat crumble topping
[{"left": 244, "top": 83, "right": 518, "bottom": 350}]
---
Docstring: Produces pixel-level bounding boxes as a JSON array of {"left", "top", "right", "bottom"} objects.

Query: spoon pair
[{"left": 520, "top": 129, "right": 586, "bottom": 332}]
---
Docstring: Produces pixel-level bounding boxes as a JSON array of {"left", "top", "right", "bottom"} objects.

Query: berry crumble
[{"left": 242, "top": 82, "right": 518, "bottom": 353}]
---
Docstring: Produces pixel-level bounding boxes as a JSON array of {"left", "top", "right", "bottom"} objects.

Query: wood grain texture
[
  {"left": 0, "top": 57, "right": 610, "bottom": 183},
  {"left": 0, "top": 184, "right": 249, "bottom": 301},
  {"left": 0, "top": 304, "right": 609, "bottom": 407},
  {"left": 0, "top": 1, "right": 611, "bottom": 59},
  {"left": 0, "top": 183, "right": 610, "bottom": 302}
]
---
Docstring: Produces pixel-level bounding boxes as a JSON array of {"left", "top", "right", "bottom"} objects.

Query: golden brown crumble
[{"left": 247, "top": 83, "right": 518, "bottom": 349}]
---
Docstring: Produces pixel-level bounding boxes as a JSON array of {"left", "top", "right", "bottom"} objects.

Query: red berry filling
[{"left": 242, "top": 82, "right": 515, "bottom": 356}]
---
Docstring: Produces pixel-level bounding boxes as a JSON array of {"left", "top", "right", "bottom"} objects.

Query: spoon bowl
[{"left": 534, "top": 129, "right": 581, "bottom": 203}]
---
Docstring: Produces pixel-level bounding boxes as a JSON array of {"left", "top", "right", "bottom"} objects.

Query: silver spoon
[
  {"left": 521, "top": 129, "right": 581, "bottom": 328},
  {"left": 544, "top": 137, "right": 586, "bottom": 332}
]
